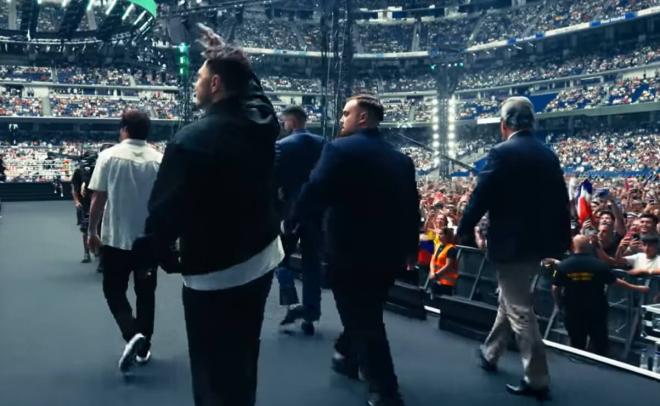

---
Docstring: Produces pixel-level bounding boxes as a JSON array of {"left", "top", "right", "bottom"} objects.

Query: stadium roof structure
[{"left": 0, "top": 0, "right": 157, "bottom": 45}]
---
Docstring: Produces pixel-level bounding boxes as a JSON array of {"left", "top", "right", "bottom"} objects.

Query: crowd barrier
[
  {"left": 387, "top": 245, "right": 659, "bottom": 366},
  {"left": 0, "top": 182, "right": 71, "bottom": 201}
]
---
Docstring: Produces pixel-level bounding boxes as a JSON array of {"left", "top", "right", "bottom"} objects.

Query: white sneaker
[
  {"left": 136, "top": 351, "right": 151, "bottom": 365},
  {"left": 118, "top": 333, "right": 146, "bottom": 373}
]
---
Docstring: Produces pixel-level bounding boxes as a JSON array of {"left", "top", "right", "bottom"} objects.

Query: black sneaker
[
  {"left": 477, "top": 347, "right": 497, "bottom": 372},
  {"left": 280, "top": 305, "right": 305, "bottom": 326},
  {"left": 367, "top": 392, "right": 405, "bottom": 406},
  {"left": 331, "top": 352, "right": 359, "bottom": 380},
  {"left": 81, "top": 254, "right": 91, "bottom": 263},
  {"left": 301, "top": 320, "right": 315, "bottom": 336}
]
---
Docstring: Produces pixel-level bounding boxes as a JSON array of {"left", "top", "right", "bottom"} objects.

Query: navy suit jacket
[
  {"left": 293, "top": 128, "right": 420, "bottom": 281},
  {"left": 456, "top": 130, "right": 571, "bottom": 264},
  {"left": 275, "top": 129, "right": 325, "bottom": 220}
]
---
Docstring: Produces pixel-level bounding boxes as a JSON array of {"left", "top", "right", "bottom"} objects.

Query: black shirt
[
  {"left": 71, "top": 168, "right": 92, "bottom": 211},
  {"left": 553, "top": 253, "right": 617, "bottom": 310}
]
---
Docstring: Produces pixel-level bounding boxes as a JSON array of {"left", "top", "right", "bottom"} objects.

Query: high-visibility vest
[{"left": 432, "top": 243, "right": 458, "bottom": 287}]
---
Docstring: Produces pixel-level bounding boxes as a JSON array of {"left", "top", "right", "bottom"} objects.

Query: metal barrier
[{"left": 423, "top": 245, "right": 660, "bottom": 363}]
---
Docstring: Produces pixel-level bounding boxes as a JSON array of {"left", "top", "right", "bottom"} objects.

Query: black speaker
[{"left": 166, "top": 17, "right": 192, "bottom": 45}]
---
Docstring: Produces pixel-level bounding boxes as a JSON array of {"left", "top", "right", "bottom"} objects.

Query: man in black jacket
[
  {"left": 134, "top": 26, "right": 282, "bottom": 406},
  {"left": 274, "top": 105, "right": 325, "bottom": 335},
  {"left": 456, "top": 97, "right": 571, "bottom": 400},
  {"left": 293, "top": 95, "right": 420, "bottom": 406}
]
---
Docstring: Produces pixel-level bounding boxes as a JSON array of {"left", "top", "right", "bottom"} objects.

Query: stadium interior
[{"left": 0, "top": 0, "right": 659, "bottom": 404}]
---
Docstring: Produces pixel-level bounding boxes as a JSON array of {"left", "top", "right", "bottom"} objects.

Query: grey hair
[{"left": 500, "top": 96, "right": 535, "bottom": 130}]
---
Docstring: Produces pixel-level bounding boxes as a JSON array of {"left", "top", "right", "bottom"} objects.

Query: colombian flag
[{"left": 417, "top": 233, "right": 435, "bottom": 266}]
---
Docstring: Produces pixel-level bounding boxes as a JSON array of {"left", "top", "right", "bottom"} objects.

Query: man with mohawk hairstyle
[{"left": 134, "top": 24, "right": 282, "bottom": 406}]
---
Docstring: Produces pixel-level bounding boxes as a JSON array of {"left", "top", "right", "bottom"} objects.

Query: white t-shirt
[
  {"left": 624, "top": 253, "right": 660, "bottom": 272},
  {"left": 88, "top": 139, "right": 163, "bottom": 251},
  {"left": 183, "top": 237, "right": 284, "bottom": 291}
]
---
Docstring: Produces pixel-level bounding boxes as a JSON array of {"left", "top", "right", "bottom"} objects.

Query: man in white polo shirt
[{"left": 87, "top": 109, "right": 163, "bottom": 374}]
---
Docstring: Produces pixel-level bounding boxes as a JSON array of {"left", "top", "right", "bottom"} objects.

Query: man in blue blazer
[
  {"left": 292, "top": 95, "right": 420, "bottom": 406},
  {"left": 457, "top": 97, "right": 571, "bottom": 400},
  {"left": 274, "top": 105, "right": 325, "bottom": 335}
]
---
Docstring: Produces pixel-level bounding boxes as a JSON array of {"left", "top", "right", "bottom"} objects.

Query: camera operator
[
  {"left": 71, "top": 153, "right": 97, "bottom": 263},
  {"left": 0, "top": 154, "right": 6, "bottom": 182}
]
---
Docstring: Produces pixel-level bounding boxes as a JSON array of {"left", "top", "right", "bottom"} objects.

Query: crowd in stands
[
  {"left": 36, "top": 4, "right": 63, "bottom": 32},
  {"left": 0, "top": 138, "right": 168, "bottom": 182},
  {"left": 400, "top": 145, "right": 435, "bottom": 173},
  {"left": 262, "top": 76, "right": 322, "bottom": 93},
  {"left": 48, "top": 92, "right": 178, "bottom": 119},
  {"left": 234, "top": 18, "right": 301, "bottom": 50},
  {"left": 148, "top": 93, "right": 179, "bottom": 120},
  {"left": 458, "top": 44, "right": 660, "bottom": 90},
  {"left": 355, "top": 0, "right": 439, "bottom": 8},
  {"left": 536, "top": 0, "right": 658, "bottom": 33},
  {"left": 0, "top": 65, "right": 177, "bottom": 87},
  {"left": 358, "top": 23, "right": 414, "bottom": 53},
  {"left": 472, "top": 0, "right": 659, "bottom": 46},
  {"left": 608, "top": 76, "right": 659, "bottom": 105},
  {"left": 551, "top": 128, "right": 659, "bottom": 173},
  {"left": 455, "top": 132, "right": 498, "bottom": 159},
  {"left": 50, "top": 96, "right": 142, "bottom": 118},
  {"left": 260, "top": 75, "right": 436, "bottom": 95},
  {"left": 382, "top": 75, "right": 435, "bottom": 92},
  {"left": 0, "top": 66, "right": 52, "bottom": 82},
  {"left": 57, "top": 67, "right": 132, "bottom": 87},
  {"left": 382, "top": 98, "right": 414, "bottom": 122},
  {"left": 473, "top": 3, "right": 544, "bottom": 46},
  {"left": 458, "top": 97, "right": 503, "bottom": 120},
  {"left": 418, "top": 16, "right": 478, "bottom": 51},
  {"left": 544, "top": 84, "right": 608, "bottom": 112},
  {"left": 0, "top": 88, "right": 42, "bottom": 117},
  {"left": 134, "top": 70, "right": 178, "bottom": 87},
  {"left": 0, "top": 2, "right": 7, "bottom": 30},
  {"left": 459, "top": 74, "right": 659, "bottom": 118}
]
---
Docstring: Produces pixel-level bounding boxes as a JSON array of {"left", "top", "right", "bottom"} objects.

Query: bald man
[{"left": 548, "top": 235, "right": 648, "bottom": 356}]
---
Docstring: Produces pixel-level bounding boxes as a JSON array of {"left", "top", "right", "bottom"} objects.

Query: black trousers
[
  {"left": 564, "top": 306, "right": 609, "bottom": 356},
  {"left": 101, "top": 246, "right": 157, "bottom": 344},
  {"left": 183, "top": 270, "right": 274, "bottom": 406},
  {"left": 332, "top": 274, "right": 399, "bottom": 396}
]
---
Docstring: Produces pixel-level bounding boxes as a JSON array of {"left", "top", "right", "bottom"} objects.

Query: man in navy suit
[
  {"left": 274, "top": 105, "right": 325, "bottom": 335},
  {"left": 292, "top": 95, "right": 420, "bottom": 406},
  {"left": 457, "top": 97, "right": 571, "bottom": 400}
]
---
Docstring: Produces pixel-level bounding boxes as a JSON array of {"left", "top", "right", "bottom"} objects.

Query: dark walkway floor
[{"left": 0, "top": 201, "right": 657, "bottom": 406}]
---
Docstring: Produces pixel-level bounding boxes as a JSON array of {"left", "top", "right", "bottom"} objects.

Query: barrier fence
[{"left": 410, "top": 245, "right": 660, "bottom": 365}]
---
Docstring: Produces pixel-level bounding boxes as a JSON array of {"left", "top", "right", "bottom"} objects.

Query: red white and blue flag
[{"left": 576, "top": 179, "right": 593, "bottom": 225}]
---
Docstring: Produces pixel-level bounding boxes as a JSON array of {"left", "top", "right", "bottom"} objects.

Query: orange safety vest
[{"left": 432, "top": 243, "right": 458, "bottom": 287}]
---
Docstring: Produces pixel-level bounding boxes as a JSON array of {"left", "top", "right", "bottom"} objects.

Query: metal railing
[{"left": 428, "top": 245, "right": 659, "bottom": 362}]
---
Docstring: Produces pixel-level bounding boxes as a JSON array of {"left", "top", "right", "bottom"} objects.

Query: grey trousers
[{"left": 481, "top": 261, "right": 550, "bottom": 389}]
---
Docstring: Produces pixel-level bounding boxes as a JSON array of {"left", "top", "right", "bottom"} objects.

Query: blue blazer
[
  {"left": 275, "top": 129, "right": 325, "bottom": 220},
  {"left": 293, "top": 128, "right": 420, "bottom": 279},
  {"left": 456, "top": 130, "right": 571, "bottom": 263}
]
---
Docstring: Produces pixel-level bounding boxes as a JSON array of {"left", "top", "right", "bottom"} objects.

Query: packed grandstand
[
  {"left": 0, "top": 0, "right": 658, "bottom": 202},
  {"left": 0, "top": 0, "right": 658, "bottom": 384}
]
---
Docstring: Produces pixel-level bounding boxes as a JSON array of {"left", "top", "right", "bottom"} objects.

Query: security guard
[
  {"left": 428, "top": 227, "right": 458, "bottom": 296},
  {"left": 550, "top": 235, "right": 649, "bottom": 355}
]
